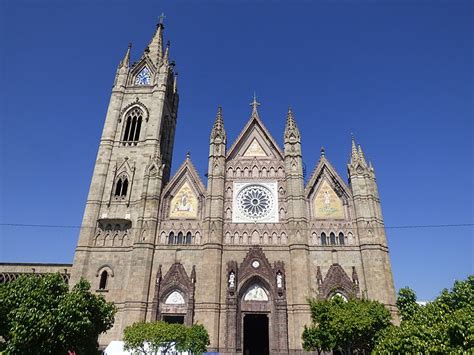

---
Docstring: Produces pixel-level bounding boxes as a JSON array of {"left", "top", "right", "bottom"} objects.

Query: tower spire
[
  {"left": 284, "top": 107, "right": 300, "bottom": 142},
  {"left": 119, "top": 42, "right": 132, "bottom": 69},
  {"left": 210, "top": 106, "right": 226, "bottom": 142},
  {"left": 350, "top": 133, "right": 359, "bottom": 163},
  {"left": 147, "top": 16, "right": 165, "bottom": 66},
  {"left": 358, "top": 144, "right": 368, "bottom": 166}
]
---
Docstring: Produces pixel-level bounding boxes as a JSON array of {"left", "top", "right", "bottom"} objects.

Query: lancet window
[
  {"left": 99, "top": 270, "right": 108, "bottom": 290},
  {"left": 167, "top": 231, "right": 194, "bottom": 245},
  {"left": 320, "top": 232, "right": 346, "bottom": 246},
  {"left": 122, "top": 108, "right": 143, "bottom": 145},
  {"left": 114, "top": 175, "right": 129, "bottom": 198}
]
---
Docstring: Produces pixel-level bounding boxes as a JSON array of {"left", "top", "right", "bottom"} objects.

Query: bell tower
[{"left": 71, "top": 19, "right": 178, "bottom": 341}]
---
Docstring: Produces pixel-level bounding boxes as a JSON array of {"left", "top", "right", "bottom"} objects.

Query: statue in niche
[
  {"left": 228, "top": 272, "right": 235, "bottom": 288},
  {"left": 276, "top": 272, "right": 283, "bottom": 288}
]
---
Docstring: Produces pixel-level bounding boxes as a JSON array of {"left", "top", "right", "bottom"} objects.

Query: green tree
[
  {"left": 375, "top": 276, "right": 474, "bottom": 353},
  {"left": 180, "top": 324, "right": 210, "bottom": 355},
  {"left": 0, "top": 273, "right": 116, "bottom": 354},
  {"left": 302, "top": 296, "right": 391, "bottom": 354},
  {"left": 125, "top": 321, "right": 210, "bottom": 355},
  {"left": 396, "top": 287, "right": 420, "bottom": 321}
]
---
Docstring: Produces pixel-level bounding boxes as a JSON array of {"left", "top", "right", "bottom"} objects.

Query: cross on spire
[
  {"left": 159, "top": 12, "right": 166, "bottom": 25},
  {"left": 250, "top": 92, "right": 260, "bottom": 116}
]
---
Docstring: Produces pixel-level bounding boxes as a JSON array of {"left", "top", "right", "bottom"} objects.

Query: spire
[
  {"left": 210, "top": 106, "right": 226, "bottom": 142},
  {"left": 350, "top": 134, "right": 360, "bottom": 164},
  {"left": 173, "top": 72, "right": 178, "bottom": 93},
  {"left": 120, "top": 43, "right": 132, "bottom": 69},
  {"left": 250, "top": 92, "right": 261, "bottom": 118},
  {"left": 284, "top": 107, "right": 300, "bottom": 141},
  {"left": 163, "top": 41, "right": 170, "bottom": 65},
  {"left": 358, "top": 144, "right": 368, "bottom": 166},
  {"left": 147, "top": 15, "right": 165, "bottom": 66}
]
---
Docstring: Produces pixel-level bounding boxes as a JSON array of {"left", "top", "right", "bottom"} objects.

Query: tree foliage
[
  {"left": 0, "top": 273, "right": 117, "bottom": 354},
  {"left": 375, "top": 276, "right": 474, "bottom": 353},
  {"left": 123, "top": 321, "right": 210, "bottom": 355},
  {"left": 302, "top": 296, "right": 392, "bottom": 354}
]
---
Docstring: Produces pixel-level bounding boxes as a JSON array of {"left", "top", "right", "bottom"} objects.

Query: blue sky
[{"left": 0, "top": 0, "right": 472, "bottom": 301}]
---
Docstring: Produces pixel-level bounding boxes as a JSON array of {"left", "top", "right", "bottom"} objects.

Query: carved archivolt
[
  {"left": 224, "top": 247, "right": 288, "bottom": 353},
  {"left": 119, "top": 98, "right": 150, "bottom": 122},
  {"left": 316, "top": 264, "right": 359, "bottom": 299},
  {"left": 152, "top": 263, "right": 196, "bottom": 326}
]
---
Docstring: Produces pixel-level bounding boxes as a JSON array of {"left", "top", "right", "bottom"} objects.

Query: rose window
[{"left": 237, "top": 184, "right": 274, "bottom": 220}]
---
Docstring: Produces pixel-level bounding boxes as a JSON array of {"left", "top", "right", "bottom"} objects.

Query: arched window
[
  {"left": 122, "top": 108, "right": 143, "bottom": 145},
  {"left": 114, "top": 175, "right": 128, "bottom": 198},
  {"left": 177, "top": 232, "right": 183, "bottom": 244},
  {"left": 339, "top": 232, "right": 345, "bottom": 245},
  {"left": 168, "top": 232, "right": 174, "bottom": 244},
  {"left": 330, "top": 232, "right": 336, "bottom": 245},
  {"left": 321, "top": 232, "right": 327, "bottom": 245},
  {"left": 185, "top": 232, "right": 192, "bottom": 244},
  {"left": 99, "top": 270, "right": 108, "bottom": 290}
]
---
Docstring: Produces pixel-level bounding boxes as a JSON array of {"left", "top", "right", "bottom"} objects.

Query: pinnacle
[
  {"left": 284, "top": 106, "right": 300, "bottom": 140},
  {"left": 211, "top": 106, "right": 226, "bottom": 140}
]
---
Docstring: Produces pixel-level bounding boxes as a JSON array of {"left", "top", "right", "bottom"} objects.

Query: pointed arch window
[
  {"left": 114, "top": 175, "right": 129, "bottom": 198},
  {"left": 339, "top": 232, "right": 345, "bottom": 245},
  {"left": 330, "top": 232, "right": 336, "bottom": 245},
  {"left": 321, "top": 232, "right": 327, "bottom": 246},
  {"left": 185, "top": 232, "right": 192, "bottom": 244},
  {"left": 122, "top": 108, "right": 143, "bottom": 145},
  {"left": 99, "top": 270, "right": 108, "bottom": 290},
  {"left": 177, "top": 232, "right": 184, "bottom": 244},
  {"left": 168, "top": 232, "right": 175, "bottom": 244}
]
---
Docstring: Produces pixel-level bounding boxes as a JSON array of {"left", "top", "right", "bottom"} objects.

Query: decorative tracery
[
  {"left": 237, "top": 184, "right": 274, "bottom": 220},
  {"left": 122, "top": 108, "right": 143, "bottom": 145},
  {"left": 135, "top": 66, "right": 151, "bottom": 85}
]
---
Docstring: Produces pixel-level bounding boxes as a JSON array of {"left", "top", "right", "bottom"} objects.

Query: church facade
[{"left": 69, "top": 22, "right": 397, "bottom": 354}]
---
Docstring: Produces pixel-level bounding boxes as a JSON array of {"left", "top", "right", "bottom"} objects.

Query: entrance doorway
[{"left": 243, "top": 313, "right": 269, "bottom": 355}]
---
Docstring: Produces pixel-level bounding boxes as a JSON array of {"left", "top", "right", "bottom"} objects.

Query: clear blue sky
[{"left": 1, "top": 0, "right": 472, "bottom": 301}]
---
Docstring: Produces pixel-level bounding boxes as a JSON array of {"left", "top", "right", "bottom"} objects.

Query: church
[{"left": 1, "top": 20, "right": 397, "bottom": 354}]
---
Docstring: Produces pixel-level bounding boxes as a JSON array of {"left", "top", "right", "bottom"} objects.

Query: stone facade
[{"left": 1, "top": 21, "right": 397, "bottom": 354}]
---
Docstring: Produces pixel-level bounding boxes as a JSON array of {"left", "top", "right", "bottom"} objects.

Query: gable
[
  {"left": 306, "top": 156, "right": 352, "bottom": 220},
  {"left": 161, "top": 156, "right": 206, "bottom": 220},
  {"left": 227, "top": 116, "right": 284, "bottom": 161}
]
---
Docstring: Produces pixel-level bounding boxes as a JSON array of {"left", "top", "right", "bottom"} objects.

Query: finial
[
  {"left": 128, "top": 42, "right": 132, "bottom": 49},
  {"left": 158, "top": 12, "right": 166, "bottom": 26},
  {"left": 320, "top": 146, "right": 325, "bottom": 157},
  {"left": 186, "top": 151, "right": 191, "bottom": 159}
]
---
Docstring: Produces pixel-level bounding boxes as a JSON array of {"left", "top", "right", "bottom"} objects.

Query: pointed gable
[
  {"left": 226, "top": 113, "right": 284, "bottom": 161},
  {"left": 305, "top": 155, "right": 352, "bottom": 220},
  {"left": 162, "top": 155, "right": 206, "bottom": 220}
]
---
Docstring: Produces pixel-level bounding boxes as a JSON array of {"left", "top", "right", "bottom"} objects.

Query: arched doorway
[
  {"left": 224, "top": 247, "right": 288, "bottom": 354},
  {"left": 241, "top": 283, "right": 271, "bottom": 355}
]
